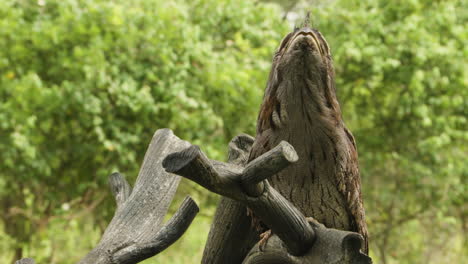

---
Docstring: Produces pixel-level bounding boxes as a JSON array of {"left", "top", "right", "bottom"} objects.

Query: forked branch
[
  {"left": 16, "top": 129, "right": 200, "bottom": 264},
  {"left": 77, "top": 129, "right": 199, "bottom": 264},
  {"left": 163, "top": 138, "right": 315, "bottom": 256}
]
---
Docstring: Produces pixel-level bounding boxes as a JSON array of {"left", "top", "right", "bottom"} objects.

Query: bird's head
[{"left": 258, "top": 16, "right": 341, "bottom": 131}]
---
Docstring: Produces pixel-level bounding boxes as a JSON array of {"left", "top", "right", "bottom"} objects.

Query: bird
[
  {"left": 202, "top": 17, "right": 369, "bottom": 263},
  {"left": 247, "top": 17, "right": 369, "bottom": 254}
]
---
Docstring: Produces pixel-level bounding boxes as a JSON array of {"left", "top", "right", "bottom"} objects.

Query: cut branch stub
[
  {"left": 241, "top": 141, "right": 298, "bottom": 196},
  {"left": 242, "top": 141, "right": 298, "bottom": 186},
  {"left": 162, "top": 137, "right": 315, "bottom": 256},
  {"left": 163, "top": 145, "right": 245, "bottom": 200}
]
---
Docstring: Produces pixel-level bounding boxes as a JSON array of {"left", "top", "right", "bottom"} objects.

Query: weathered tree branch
[
  {"left": 241, "top": 141, "right": 298, "bottom": 196},
  {"left": 111, "top": 196, "right": 199, "bottom": 264},
  {"left": 16, "top": 129, "right": 200, "bottom": 264},
  {"left": 163, "top": 138, "right": 315, "bottom": 256},
  {"left": 76, "top": 129, "right": 199, "bottom": 264},
  {"left": 242, "top": 141, "right": 298, "bottom": 186},
  {"left": 227, "top": 134, "right": 255, "bottom": 165}
]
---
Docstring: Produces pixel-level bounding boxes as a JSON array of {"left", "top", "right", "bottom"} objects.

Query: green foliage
[{"left": 0, "top": 0, "right": 466, "bottom": 263}]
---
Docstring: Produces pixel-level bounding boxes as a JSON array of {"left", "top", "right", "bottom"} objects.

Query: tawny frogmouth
[{"left": 248, "top": 24, "right": 369, "bottom": 253}]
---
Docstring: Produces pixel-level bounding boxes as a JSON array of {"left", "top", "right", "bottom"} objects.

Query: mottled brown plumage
[{"left": 249, "top": 26, "right": 369, "bottom": 253}]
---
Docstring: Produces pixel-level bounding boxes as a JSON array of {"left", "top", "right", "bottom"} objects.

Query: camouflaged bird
[
  {"left": 248, "top": 21, "right": 369, "bottom": 253},
  {"left": 202, "top": 19, "right": 369, "bottom": 263}
]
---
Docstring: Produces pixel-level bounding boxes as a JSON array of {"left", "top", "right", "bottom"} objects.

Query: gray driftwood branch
[
  {"left": 163, "top": 132, "right": 372, "bottom": 264},
  {"left": 77, "top": 129, "right": 199, "bottom": 264},
  {"left": 17, "top": 129, "right": 200, "bottom": 264}
]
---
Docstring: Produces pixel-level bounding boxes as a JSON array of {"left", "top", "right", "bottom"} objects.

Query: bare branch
[
  {"left": 245, "top": 183, "right": 316, "bottom": 255},
  {"left": 163, "top": 137, "right": 315, "bottom": 256},
  {"left": 163, "top": 145, "right": 245, "bottom": 199},
  {"left": 76, "top": 128, "right": 198, "bottom": 264},
  {"left": 17, "top": 129, "right": 372, "bottom": 264},
  {"left": 242, "top": 141, "right": 298, "bottom": 196},
  {"left": 112, "top": 196, "right": 199, "bottom": 264}
]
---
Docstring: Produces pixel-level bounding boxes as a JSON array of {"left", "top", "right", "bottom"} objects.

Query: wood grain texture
[
  {"left": 77, "top": 128, "right": 199, "bottom": 264},
  {"left": 242, "top": 141, "right": 298, "bottom": 193},
  {"left": 112, "top": 196, "right": 199, "bottom": 264}
]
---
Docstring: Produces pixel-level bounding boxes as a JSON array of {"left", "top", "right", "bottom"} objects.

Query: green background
[{"left": 0, "top": 0, "right": 466, "bottom": 263}]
